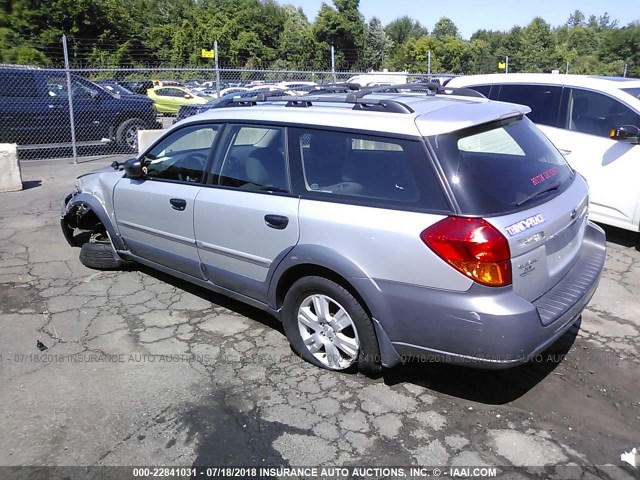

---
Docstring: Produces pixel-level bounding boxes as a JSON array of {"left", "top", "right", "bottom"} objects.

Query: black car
[
  {"left": 0, "top": 67, "right": 162, "bottom": 151},
  {"left": 115, "top": 80, "right": 155, "bottom": 96}
]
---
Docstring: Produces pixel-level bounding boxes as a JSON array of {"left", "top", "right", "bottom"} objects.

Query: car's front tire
[
  {"left": 78, "top": 234, "right": 124, "bottom": 270},
  {"left": 282, "top": 276, "right": 381, "bottom": 377}
]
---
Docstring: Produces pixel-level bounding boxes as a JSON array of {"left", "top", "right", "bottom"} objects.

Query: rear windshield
[{"left": 427, "top": 117, "right": 574, "bottom": 216}]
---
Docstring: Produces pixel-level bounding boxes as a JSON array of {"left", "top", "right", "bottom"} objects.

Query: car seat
[
  {"left": 244, "top": 132, "right": 288, "bottom": 191},
  {"left": 303, "top": 133, "right": 349, "bottom": 188}
]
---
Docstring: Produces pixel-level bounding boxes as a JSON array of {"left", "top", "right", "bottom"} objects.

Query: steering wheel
[{"left": 177, "top": 152, "right": 208, "bottom": 182}]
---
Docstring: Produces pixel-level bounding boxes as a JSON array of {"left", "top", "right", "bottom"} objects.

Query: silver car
[{"left": 61, "top": 86, "right": 606, "bottom": 376}]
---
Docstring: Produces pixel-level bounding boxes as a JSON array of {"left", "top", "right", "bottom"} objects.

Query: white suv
[{"left": 446, "top": 73, "right": 640, "bottom": 232}]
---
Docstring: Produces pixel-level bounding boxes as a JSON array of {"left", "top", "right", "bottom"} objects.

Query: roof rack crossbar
[{"left": 274, "top": 94, "right": 414, "bottom": 113}]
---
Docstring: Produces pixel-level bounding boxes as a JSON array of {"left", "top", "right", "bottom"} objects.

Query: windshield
[
  {"left": 621, "top": 88, "right": 640, "bottom": 101},
  {"left": 100, "top": 84, "right": 133, "bottom": 96},
  {"left": 427, "top": 117, "right": 574, "bottom": 216}
]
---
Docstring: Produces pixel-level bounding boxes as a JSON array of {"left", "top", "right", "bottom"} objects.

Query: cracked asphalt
[{"left": 1, "top": 158, "right": 639, "bottom": 479}]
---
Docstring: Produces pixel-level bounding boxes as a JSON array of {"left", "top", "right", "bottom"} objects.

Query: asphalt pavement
[{"left": 0, "top": 158, "right": 638, "bottom": 479}]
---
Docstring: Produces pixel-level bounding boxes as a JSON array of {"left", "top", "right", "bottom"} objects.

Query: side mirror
[
  {"left": 123, "top": 158, "right": 145, "bottom": 178},
  {"left": 609, "top": 125, "right": 640, "bottom": 144},
  {"left": 89, "top": 89, "right": 100, "bottom": 99}
]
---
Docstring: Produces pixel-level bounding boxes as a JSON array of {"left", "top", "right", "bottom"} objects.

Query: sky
[{"left": 286, "top": 0, "right": 639, "bottom": 39}]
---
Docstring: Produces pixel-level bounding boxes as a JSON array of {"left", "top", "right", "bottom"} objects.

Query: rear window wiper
[{"left": 515, "top": 181, "right": 561, "bottom": 207}]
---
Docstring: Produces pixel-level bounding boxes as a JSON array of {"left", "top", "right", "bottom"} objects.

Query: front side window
[
  {"left": 496, "top": 84, "right": 562, "bottom": 126},
  {"left": 566, "top": 88, "right": 640, "bottom": 137},
  {"left": 46, "top": 76, "right": 95, "bottom": 99},
  {"left": 141, "top": 125, "right": 219, "bottom": 182},
  {"left": 428, "top": 117, "right": 574, "bottom": 215},
  {"left": 213, "top": 125, "right": 288, "bottom": 193},
  {"left": 156, "top": 88, "right": 185, "bottom": 97}
]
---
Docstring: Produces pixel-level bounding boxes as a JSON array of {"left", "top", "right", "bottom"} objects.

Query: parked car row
[{"left": 97, "top": 80, "right": 323, "bottom": 115}]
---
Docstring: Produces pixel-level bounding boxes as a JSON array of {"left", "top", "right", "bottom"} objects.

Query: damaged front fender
[{"left": 60, "top": 191, "right": 126, "bottom": 250}]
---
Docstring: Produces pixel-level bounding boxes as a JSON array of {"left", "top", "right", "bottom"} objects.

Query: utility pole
[
  {"left": 62, "top": 35, "right": 78, "bottom": 165},
  {"left": 214, "top": 40, "right": 220, "bottom": 97},
  {"left": 427, "top": 50, "right": 431, "bottom": 75},
  {"left": 505, "top": 56, "right": 509, "bottom": 74},
  {"left": 331, "top": 45, "right": 336, "bottom": 83}
]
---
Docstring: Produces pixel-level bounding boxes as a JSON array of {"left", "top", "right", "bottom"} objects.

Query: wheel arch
[
  {"left": 275, "top": 263, "right": 372, "bottom": 319},
  {"left": 62, "top": 192, "right": 126, "bottom": 250},
  {"left": 268, "top": 245, "right": 403, "bottom": 368}
]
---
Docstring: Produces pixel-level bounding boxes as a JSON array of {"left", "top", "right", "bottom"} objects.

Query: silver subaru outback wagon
[{"left": 61, "top": 85, "right": 606, "bottom": 376}]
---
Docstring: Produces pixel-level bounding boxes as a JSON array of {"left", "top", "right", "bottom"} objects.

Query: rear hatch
[{"left": 425, "top": 115, "right": 589, "bottom": 307}]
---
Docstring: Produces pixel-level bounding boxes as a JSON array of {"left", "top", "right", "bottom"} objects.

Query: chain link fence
[{"left": 0, "top": 64, "right": 454, "bottom": 161}]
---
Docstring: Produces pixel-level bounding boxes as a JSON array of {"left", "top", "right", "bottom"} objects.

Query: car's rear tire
[
  {"left": 115, "top": 117, "right": 145, "bottom": 152},
  {"left": 282, "top": 276, "right": 382, "bottom": 377},
  {"left": 79, "top": 236, "right": 122, "bottom": 270}
]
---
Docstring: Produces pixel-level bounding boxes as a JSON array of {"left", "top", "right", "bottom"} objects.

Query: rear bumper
[{"left": 371, "top": 222, "right": 606, "bottom": 369}]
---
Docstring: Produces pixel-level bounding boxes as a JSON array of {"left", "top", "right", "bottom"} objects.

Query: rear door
[
  {"left": 194, "top": 124, "right": 299, "bottom": 302},
  {"left": 113, "top": 124, "right": 220, "bottom": 278}
]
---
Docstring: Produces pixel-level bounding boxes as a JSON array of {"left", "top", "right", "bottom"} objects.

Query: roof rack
[
  {"left": 298, "top": 83, "right": 361, "bottom": 95},
  {"left": 210, "top": 92, "right": 415, "bottom": 114},
  {"left": 359, "top": 82, "right": 485, "bottom": 99},
  {"left": 208, "top": 81, "right": 484, "bottom": 114}
]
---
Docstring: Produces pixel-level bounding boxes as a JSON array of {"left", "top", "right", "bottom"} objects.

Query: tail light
[{"left": 420, "top": 217, "right": 512, "bottom": 287}]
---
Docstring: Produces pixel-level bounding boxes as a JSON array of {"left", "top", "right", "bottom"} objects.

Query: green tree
[
  {"left": 360, "top": 17, "right": 389, "bottom": 70},
  {"left": 401, "top": 35, "right": 441, "bottom": 72},
  {"left": 278, "top": 6, "right": 327, "bottom": 70},
  {"left": 566, "top": 10, "right": 585, "bottom": 27},
  {"left": 432, "top": 17, "right": 460, "bottom": 39},
  {"left": 518, "top": 17, "right": 558, "bottom": 72},
  {"left": 314, "top": 0, "right": 365, "bottom": 69},
  {"left": 384, "top": 16, "right": 428, "bottom": 45}
]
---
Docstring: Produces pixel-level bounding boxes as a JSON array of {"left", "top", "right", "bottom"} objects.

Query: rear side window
[
  {"left": 496, "top": 84, "right": 562, "bottom": 126},
  {"left": 428, "top": 117, "right": 574, "bottom": 216},
  {"left": 467, "top": 85, "right": 491, "bottom": 97},
  {"left": 214, "top": 125, "right": 288, "bottom": 193},
  {"left": 292, "top": 129, "right": 449, "bottom": 210},
  {"left": 0, "top": 72, "right": 38, "bottom": 98}
]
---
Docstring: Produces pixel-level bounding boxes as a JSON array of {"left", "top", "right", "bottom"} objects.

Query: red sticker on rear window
[{"left": 530, "top": 167, "right": 559, "bottom": 186}]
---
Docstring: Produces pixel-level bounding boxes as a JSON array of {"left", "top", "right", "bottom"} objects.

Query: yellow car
[{"left": 146, "top": 86, "right": 213, "bottom": 115}]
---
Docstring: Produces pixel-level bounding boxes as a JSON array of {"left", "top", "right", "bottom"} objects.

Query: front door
[
  {"left": 194, "top": 124, "right": 299, "bottom": 302},
  {"left": 113, "top": 124, "right": 221, "bottom": 278},
  {"left": 539, "top": 87, "right": 640, "bottom": 230}
]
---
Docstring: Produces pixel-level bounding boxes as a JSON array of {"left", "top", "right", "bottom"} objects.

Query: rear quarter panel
[{"left": 298, "top": 200, "right": 473, "bottom": 291}]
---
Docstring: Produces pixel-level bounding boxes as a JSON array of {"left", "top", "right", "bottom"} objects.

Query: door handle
[
  {"left": 558, "top": 148, "right": 572, "bottom": 156},
  {"left": 170, "top": 198, "right": 187, "bottom": 211},
  {"left": 264, "top": 214, "right": 289, "bottom": 230}
]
